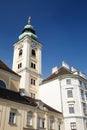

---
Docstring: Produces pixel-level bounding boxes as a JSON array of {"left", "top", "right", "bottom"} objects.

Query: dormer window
[{"left": 19, "top": 49, "right": 23, "bottom": 56}]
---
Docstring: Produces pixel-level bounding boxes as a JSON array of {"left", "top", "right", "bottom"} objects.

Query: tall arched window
[
  {"left": 19, "top": 49, "right": 23, "bottom": 56},
  {"left": 31, "top": 49, "right": 36, "bottom": 57},
  {"left": 0, "top": 80, "right": 6, "bottom": 88}
]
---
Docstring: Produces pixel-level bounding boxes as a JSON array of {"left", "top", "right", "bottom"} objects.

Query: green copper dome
[{"left": 19, "top": 17, "right": 38, "bottom": 41}]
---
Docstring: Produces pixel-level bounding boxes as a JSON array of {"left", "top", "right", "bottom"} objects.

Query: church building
[{"left": 0, "top": 18, "right": 64, "bottom": 130}]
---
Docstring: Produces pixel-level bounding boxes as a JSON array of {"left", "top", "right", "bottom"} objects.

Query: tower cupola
[{"left": 19, "top": 17, "right": 38, "bottom": 41}]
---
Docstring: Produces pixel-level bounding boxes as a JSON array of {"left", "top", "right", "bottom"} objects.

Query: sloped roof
[
  {"left": 0, "top": 87, "right": 61, "bottom": 114},
  {"left": 43, "top": 67, "right": 72, "bottom": 83},
  {"left": 0, "top": 60, "right": 20, "bottom": 77},
  {"left": 0, "top": 87, "right": 37, "bottom": 106}
]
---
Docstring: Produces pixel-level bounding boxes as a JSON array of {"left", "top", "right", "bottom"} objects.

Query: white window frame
[
  {"left": 50, "top": 118, "right": 54, "bottom": 129},
  {"left": 58, "top": 122, "right": 61, "bottom": 130},
  {"left": 69, "top": 104, "right": 74, "bottom": 113},
  {"left": 9, "top": 108, "right": 17, "bottom": 125},
  {"left": 66, "top": 79, "right": 71, "bottom": 84},
  {"left": 70, "top": 122, "right": 76, "bottom": 130},
  {"left": 38, "top": 117, "right": 45, "bottom": 128},
  {"left": 27, "top": 111, "right": 33, "bottom": 126},
  {"left": 67, "top": 89, "right": 73, "bottom": 98}
]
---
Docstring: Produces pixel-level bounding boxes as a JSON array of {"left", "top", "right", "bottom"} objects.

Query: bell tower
[{"left": 12, "top": 17, "right": 42, "bottom": 99}]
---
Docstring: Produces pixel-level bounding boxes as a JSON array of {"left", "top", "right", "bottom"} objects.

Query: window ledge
[{"left": 8, "top": 122, "right": 17, "bottom": 127}]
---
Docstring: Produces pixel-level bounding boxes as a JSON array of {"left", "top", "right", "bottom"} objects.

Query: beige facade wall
[
  {"left": 0, "top": 99, "right": 64, "bottom": 130},
  {"left": 0, "top": 70, "right": 20, "bottom": 92}
]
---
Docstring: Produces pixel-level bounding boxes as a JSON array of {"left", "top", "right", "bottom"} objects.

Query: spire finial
[{"left": 28, "top": 16, "right": 31, "bottom": 24}]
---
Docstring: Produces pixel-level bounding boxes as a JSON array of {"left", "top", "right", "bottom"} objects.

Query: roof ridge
[{"left": 42, "top": 66, "right": 72, "bottom": 83}]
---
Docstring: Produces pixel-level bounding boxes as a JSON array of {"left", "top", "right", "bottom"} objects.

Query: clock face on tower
[{"left": 31, "top": 42, "right": 37, "bottom": 49}]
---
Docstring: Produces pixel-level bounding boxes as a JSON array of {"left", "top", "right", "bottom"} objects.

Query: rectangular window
[
  {"left": 38, "top": 117, "right": 45, "bottom": 128},
  {"left": 27, "top": 112, "right": 33, "bottom": 126},
  {"left": 81, "top": 90, "right": 84, "bottom": 100},
  {"left": 67, "top": 90, "right": 73, "bottom": 98},
  {"left": 83, "top": 103, "right": 87, "bottom": 115},
  {"left": 66, "top": 79, "right": 71, "bottom": 84},
  {"left": 31, "top": 78, "right": 35, "bottom": 85},
  {"left": 58, "top": 122, "right": 61, "bottom": 130},
  {"left": 79, "top": 80, "right": 82, "bottom": 86},
  {"left": 69, "top": 104, "right": 74, "bottom": 113},
  {"left": 70, "top": 122, "right": 76, "bottom": 130},
  {"left": 9, "top": 108, "right": 17, "bottom": 125},
  {"left": 18, "top": 63, "right": 22, "bottom": 69},
  {"left": 50, "top": 118, "right": 54, "bottom": 129},
  {"left": 85, "top": 92, "right": 87, "bottom": 100},
  {"left": 31, "top": 62, "right": 36, "bottom": 69}
]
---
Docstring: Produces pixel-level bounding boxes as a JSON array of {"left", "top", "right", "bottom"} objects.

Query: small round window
[{"left": 0, "top": 80, "right": 6, "bottom": 88}]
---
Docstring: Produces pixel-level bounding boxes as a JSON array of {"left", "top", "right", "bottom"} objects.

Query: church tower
[{"left": 12, "top": 17, "right": 42, "bottom": 99}]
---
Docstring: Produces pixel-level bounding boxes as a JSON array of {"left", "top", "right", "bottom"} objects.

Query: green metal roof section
[{"left": 19, "top": 17, "right": 38, "bottom": 41}]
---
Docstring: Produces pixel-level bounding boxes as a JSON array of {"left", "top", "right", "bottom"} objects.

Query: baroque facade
[
  {"left": 39, "top": 61, "right": 87, "bottom": 130},
  {"left": 0, "top": 18, "right": 64, "bottom": 130}
]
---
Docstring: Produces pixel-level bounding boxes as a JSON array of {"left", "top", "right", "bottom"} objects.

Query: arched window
[
  {"left": 19, "top": 49, "right": 23, "bottom": 56},
  {"left": 0, "top": 80, "right": 6, "bottom": 88},
  {"left": 31, "top": 49, "right": 36, "bottom": 57}
]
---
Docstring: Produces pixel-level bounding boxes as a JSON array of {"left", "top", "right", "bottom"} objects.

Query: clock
[{"left": 31, "top": 42, "right": 37, "bottom": 49}]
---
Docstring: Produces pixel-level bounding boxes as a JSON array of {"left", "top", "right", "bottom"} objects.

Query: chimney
[
  {"left": 71, "top": 67, "right": 77, "bottom": 72},
  {"left": 62, "top": 61, "right": 69, "bottom": 69},
  {"left": 52, "top": 66, "right": 58, "bottom": 74},
  {"left": 79, "top": 72, "right": 85, "bottom": 78}
]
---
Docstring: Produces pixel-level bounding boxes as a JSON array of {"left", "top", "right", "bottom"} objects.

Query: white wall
[{"left": 39, "top": 79, "right": 62, "bottom": 112}]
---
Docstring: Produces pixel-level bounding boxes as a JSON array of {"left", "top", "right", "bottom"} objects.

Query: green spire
[{"left": 19, "top": 17, "right": 38, "bottom": 41}]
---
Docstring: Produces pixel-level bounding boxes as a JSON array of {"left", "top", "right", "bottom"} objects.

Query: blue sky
[{"left": 0, "top": 0, "right": 87, "bottom": 79}]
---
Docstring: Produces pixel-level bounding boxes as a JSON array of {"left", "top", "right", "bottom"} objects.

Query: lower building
[{"left": 0, "top": 60, "right": 64, "bottom": 130}]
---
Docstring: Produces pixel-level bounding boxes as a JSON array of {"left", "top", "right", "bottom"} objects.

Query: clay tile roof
[
  {"left": 0, "top": 87, "right": 37, "bottom": 106},
  {"left": 43, "top": 66, "right": 72, "bottom": 83},
  {"left": 0, "top": 60, "right": 20, "bottom": 77}
]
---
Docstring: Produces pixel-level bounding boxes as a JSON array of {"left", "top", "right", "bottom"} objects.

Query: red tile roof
[
  {"left": 43, "top": 67, "right": 72, "bottom": 83},
  {"left": 0, "top": 60, "right": 20, "bottom": 77}
]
